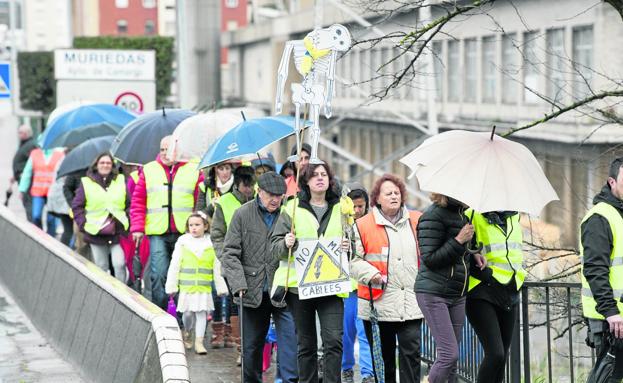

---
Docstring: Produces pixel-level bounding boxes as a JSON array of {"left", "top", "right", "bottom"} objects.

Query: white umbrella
[
  {"left": 399, "top": 129, "right": 558, "bottom": 216},
  {"left": 167, "top": 108, "right": 266, "bottom": 162},
  {"left": 47, "top": 100, "right": 96, "bottom": 125}
]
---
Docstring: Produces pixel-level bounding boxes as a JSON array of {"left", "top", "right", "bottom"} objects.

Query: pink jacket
[{"left": 130, "top": 155, "right": 203, "bottom": 234}]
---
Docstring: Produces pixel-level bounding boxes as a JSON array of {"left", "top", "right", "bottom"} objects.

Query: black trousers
[
  {"left": 590, "top": 326, "right": 623, "bottom": 383},
  {"left": 362, "top": 319, "right": 422, "bottom": 383},
  {"left": 286, "top": 293, "right": 343, "bottom": 383},
  {"left": 465, "top": 299, "right": 517, "bottom": 383}
]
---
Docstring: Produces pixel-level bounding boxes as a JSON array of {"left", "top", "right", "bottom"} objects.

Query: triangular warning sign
[{"left": 300, "top": 243, "right": 349, "bottom": 287}]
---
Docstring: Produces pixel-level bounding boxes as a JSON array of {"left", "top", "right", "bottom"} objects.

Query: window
[
  {"left": 572, "top": 26, "right": 593, "bottom": 100},
  {"left": 145, "top": 19, "right": 155, "bottom": 35},
  {"left": 546, "top": 28, "right": 565, "bottom": 103},
  {"left": 522, "top": 31, "right": 539, "bottom": 104},
  {"left": 447, "top": 40, "right": 460, "bottom": 102},
  {"left": 115, "top": 0, "right": 129, "bottom": 8},
  {"left": 502, "top": 34, "right": 517, "bottom": 104},
  {"left": 225, "top": 0, "right": 239, "bottom": 7},
  {"left": 482, "top": 36, "right": 497, "bottom": 103},
  {"left": 432, "top": 41, "right": 443, "bottom": 101},
  {"left": 463, "top": 39, "right": 477, "bottom": 102},
  {"left": 117, "top": 19, "right": 128, "bottom": 34},
  {"left": 142, "top": 0, "right": 156, "bottom": 8}
]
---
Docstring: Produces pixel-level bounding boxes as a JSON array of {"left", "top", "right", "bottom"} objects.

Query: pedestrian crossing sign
[
  {"left": 294, "top": 238, "right": 351, "bottom": 300},
  {"left": 0, "top": 62, "right": 10, "bottom": 98}
]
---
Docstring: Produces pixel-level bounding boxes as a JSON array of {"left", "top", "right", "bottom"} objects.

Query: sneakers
[
  {"left": 361, "top": 375, "right": 375, "bottom": 383},
  {"left": 341, "top": 369, "right": 354, "bottom": 383}
]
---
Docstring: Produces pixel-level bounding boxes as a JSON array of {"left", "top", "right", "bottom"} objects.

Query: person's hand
[
  {"left": 9, "top": 177, "right": 14, "bottom": 184},
  {"left": 474, "top": 253, "right": 487, "bottom": 270},
  {"left": 607, "top": 314, "right": 623, "bottom": 339},
  {"left": 341, "top": 238, "right": 350, "bottom": 253},
  {"left": 132, "top": 232, "right": 144, "bottom": 246},
  {"left": 455, "top": 224, "right": 475, "bottom": 245},
  {"left": 238, "top": 289, "right": 246, "bottom": 297},
  {"left": 285, "top": 232, "right": 296, "bottom": 249},
  {"left": 370, "top": 273, "right": 384, "bottom": 285}
]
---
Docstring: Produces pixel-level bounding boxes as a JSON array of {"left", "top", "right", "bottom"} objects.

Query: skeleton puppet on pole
[{"left": 275, "top": 24, "right": 352, "bottom": 164}]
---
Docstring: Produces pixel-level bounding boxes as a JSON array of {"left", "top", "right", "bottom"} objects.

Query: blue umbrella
[
  {"left": 40, "top": 104, "right": 135, "bottom": 149},
  {"left": 111, "top": 108, "right": 196, "bottom": 165},
  {"left": 199, "top": 115, "right": 309, "bottom": 169},
  {"left": 56, "top": 135, "right": 115, "bottom": 178}
]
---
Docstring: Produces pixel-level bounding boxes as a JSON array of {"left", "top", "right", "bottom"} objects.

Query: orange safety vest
[
  {"left": 356, "top": 209, "right": 421, "bottom": 301},
  {"left": 30, "top": 149, "right": 64, "bottom": 197}
]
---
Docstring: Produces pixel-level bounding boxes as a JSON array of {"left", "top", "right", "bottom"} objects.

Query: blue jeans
[
  {"left": 148, "top": 233, "right": 180, "bottom": 310},
  {"left": 31, "top": 196, "right": 57, "bottom": 236},
  {"left": 343, "top": 291, "right": 374, "bottom": 376},
  {"left": 241, "top": 293, "right": 298, "bottom": 383}
]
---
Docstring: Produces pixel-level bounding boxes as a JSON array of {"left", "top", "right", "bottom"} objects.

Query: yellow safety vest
[
  {"left": 467, "top": 210, "right": 525, "bottom": 291},
  {"left": 81, "top": 175, "right": 129, "bottom": 236},
  {"left": 178, "top": 245, "right": 215, "bottom": 293},
  {"left": 580, "top": 202, "right": 623, "bottom": 319},
  {"left": 143, "top": 161, "right": 198, "bottom": 235},
  {"left": 272, "top": 198, "right": 348, "bottom": 297},
  {"left": 217, "top": 192, "right": 242, "bottom": 229}
]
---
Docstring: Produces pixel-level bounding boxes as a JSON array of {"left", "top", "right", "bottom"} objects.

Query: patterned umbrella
[{"left": 368, "top": 284, "right": 385, "bottom": 383}]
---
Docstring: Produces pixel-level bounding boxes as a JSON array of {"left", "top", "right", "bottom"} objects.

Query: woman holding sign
[
  {"left": 271, "top": 162, "right": 349, "bottom": 383},
  {"left": 350, "top": 174, "right": 424, "bottom": 383}
]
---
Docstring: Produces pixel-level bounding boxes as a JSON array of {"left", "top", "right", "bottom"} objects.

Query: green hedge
[
  {"left": 17, "top": 51, "right": 55, "bottom": 113},
  {"left": 73, "top": 36, "right": 174, "bottom": 106}
]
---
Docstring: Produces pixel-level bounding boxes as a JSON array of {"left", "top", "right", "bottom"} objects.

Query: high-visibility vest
[
  {"left": 356, "top": 209, "right": 421, "bottom": 301},
  {"left": 30, "top": 149, "right": 64, "bottom": 197},
  {"left": 130, "top": 170, "right": 139, "bottom": 184},
  {"left": 81, "top": 175, "right": 129, "bottom": 235},
  {"left": 467, "top": 210, "right": 525, "bottom": 291},
  {"left": 580, "top": 202, "right": 623, "bottom": 319},
  {"left": 272, "top": 198, "right": 348, "bottom": 298},
  {"left": 178, "top": 245, "right": 215, "bottom": 293},
  {"left": 217, "top": 192, "right": 242, "bottom": 229},
  {"left": 143, "top": 161, "right": 198, "bottom": 235}
]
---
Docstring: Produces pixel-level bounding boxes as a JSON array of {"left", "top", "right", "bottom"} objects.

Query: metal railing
[{"left": 420, "top": 281, "right": 592, "bottom": 383}]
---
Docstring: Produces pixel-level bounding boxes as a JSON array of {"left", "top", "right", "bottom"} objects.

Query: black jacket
[
  {"left": 12, "top": 138, "right": 37, "bottom": 181},
  {"left": 414, "top": 200, "right": 472, "bottom": 298},
  {"left": 581, "top": 185, "right": 623, "bottom": 319},
  {"left": 63, "top": 169, "right": 87, "bottom": 206}
]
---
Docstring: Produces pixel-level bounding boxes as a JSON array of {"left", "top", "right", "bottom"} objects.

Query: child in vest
[{"left": 165, "top": 211, "right": 227, "bottom": 354}]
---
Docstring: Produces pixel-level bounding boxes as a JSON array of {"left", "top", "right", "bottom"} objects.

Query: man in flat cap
[{"left": 221, "top": 171, "right": 298, "bottom": 382}]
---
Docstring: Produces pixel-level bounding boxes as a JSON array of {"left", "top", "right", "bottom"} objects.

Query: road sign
[
  {"left": 114, "top": 91, "right": 145, "bottom": 113},
  {"left": 0, "top": 62, "right": 11, "bottom": 98}
]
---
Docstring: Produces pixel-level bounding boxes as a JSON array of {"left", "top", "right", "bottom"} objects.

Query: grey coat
[{"left": 221, "top": 198, "right": 284, "bottom": 308}]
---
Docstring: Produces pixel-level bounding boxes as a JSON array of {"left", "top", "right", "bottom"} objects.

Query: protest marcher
[
  {"left": 271, "top": 162, "right": 348, "bottom": 383},
  {"left": 197, "top": 161, "right": 235, "bottom": 219},
  {"left": 47, "top": 175, "right": 74, "bottom": 246},
  {"left": 130, "top": 136, "right": 202, "bottom": 308},
  {"left": 210, "top": 165, "right": 256, "bottom": 362},
  {"left": 351, "top": 174, "right": 423, "bottom": 383},
  {"left": 283, "top": 143, "right": 311, "bottom": 197},
  {"left": 581, "top": 157, "right": 623, "bottom": 382},
  {"left": 64, "top": 168, "right": 90, "bottom": 258},
  {"left": 165, "top": 212, "right": 227, "bottom": 354},
  {"left": 10, "top": 124, "right": 37, "bottom": 221},
  {"left": 221, "top": 171, "right": 298, "bottom": 383},
  {"left": 72, "top": 153, "right": 130, "bottom": 282},
  {"left": 414, "top": 194, "right": 486, "bottom": 383}
]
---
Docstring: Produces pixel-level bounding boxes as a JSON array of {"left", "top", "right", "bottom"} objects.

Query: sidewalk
[{"left": 0, "top": 282, "right": 83, "bottom": 383}]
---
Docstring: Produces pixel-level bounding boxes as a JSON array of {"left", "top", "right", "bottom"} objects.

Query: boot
[
  {"left": 182, "top": 330, "right": 193, "bottom": 350},
  {"left": 210, "top": 322, "right": 225, "bottom": 348},
  {"left": 225, "top": 316, "right": 239, "bottom": 348},
  {"left": 195, "top": 336, "right": 207, "bottom": 354}
]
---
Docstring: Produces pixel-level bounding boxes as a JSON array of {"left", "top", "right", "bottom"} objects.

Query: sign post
[{"left": 54, "top": 49, "right": 156, "bottom": 113}]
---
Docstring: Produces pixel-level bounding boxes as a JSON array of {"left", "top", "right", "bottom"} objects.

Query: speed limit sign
[{"left": 114, "top": 91, "right": 144, "bottom": 113}]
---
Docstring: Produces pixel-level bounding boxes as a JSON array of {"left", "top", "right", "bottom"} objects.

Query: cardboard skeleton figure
[{"left": 275, "top": 24, "right": 352, "bottom": 164}]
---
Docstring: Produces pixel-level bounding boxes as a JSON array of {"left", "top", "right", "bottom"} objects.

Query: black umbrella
[
  {"left": 56, "top": 135, "right": 115, "bottom": 178},
  {"left": 46, "top": 122, "right": 122, "bottom": 149},
  {"left": 131, "top": 245, "right": 142, "bottom": 293},
  {"left": 111, "top": 108, "right": 195, "bottom": 165}
]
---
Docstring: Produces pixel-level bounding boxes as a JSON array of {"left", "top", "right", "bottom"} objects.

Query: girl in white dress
[{"left": 166, "top": 211, "right": 227, "bottom": 354}]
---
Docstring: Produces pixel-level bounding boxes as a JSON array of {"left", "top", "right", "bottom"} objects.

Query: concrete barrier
[{"left": 0, "top": 206, "right": 190, "bottom": 383}]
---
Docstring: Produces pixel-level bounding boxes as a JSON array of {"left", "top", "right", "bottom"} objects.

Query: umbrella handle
[{"left": 466, "top": 241, "right": 484, "bottom": 254}]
